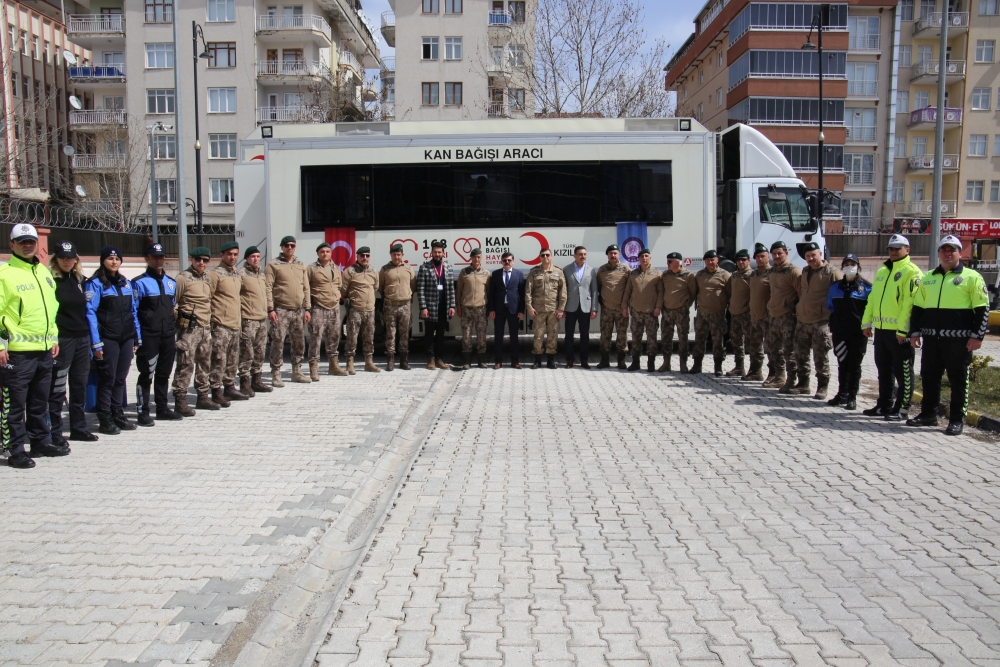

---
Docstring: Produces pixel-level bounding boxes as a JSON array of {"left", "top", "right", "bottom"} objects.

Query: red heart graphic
[{"left": 452, "top": 237, "right": 481, "bottom": 264}]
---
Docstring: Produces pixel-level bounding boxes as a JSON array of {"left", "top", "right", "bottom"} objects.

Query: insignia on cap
[{"left": 61, "top": 242, "right": 72, "bottom": 251}]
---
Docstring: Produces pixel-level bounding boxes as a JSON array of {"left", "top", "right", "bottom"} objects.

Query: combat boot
[
  {"left": 532, "top": 355, "right": 543, "bottom": 369},
  {"left": 426, "top": 357, "right": 437, "bottom": 370},
  {"left": 657, "top": 355, "right": 671, "bottom": 372},
  {"left": 647, "top": 355, "right": 656, "bottom": 372},
  {"left": 814, "top": 377, "right": 830, "bottom": 401},
  {"left": 762, "top": 363, "right": 777, "bottom": 386},
  {"left": 346, "top": 356, "right": 356, "bottom": 375},
  {"left": 271, "top": 370, "right": 285, "bottom": 388},
  {"left": 713, "top": 356, "right": 724, "bottom": 377},
  {"left": 98, "top": 413, "right": 120, "bottom": 435},
  {"left": 690, "top": 355, "right": 703, "bottom": 374},
  {"left": 778, "top": 374, "right": 797, "bottom": 394},
  {"left": 628, "top": 354, "right": 641, "bottom": 371},
  {"left": 197, "top": 392, "right": 221, "bottom": 410},
  {"left": 252, "top": 373, "right": 274, "bottom": 392},
  {"left": 212, "top": 387, "right": 231, "bottom": 408},
  {"left": 291, "top": 365, "right": 312, "bottom": 383},
  {"left": 460, "top": 352, "right": 471, "bottom": 370},
  {"left": 477, "top": 353, "right": 487, "bottom": 369},
  {"left": 386, "top": 353, "right": 395, "bottom": 372},
  {"left": 400, "top": 354, "right": 411, "bottom": 370},
  {"left": 137, "top": 407, "right": 155, "bottom": 427},
  {"left": 743, "top": 358, "right": 764, "bottom": 382},
  {"left": 364, "top": 355, "right": 381, "bottom": 372},
  {"left": 597, "top": 351, "right": 610, "bottom": 369},
  {"left": 156, "top": 406, "right": 183, "bottom": 420},
  {"left": 309, "top": 360, "right": 320, "bottom": 382},
  {"left": 616, "top": 351, "right": 627, "bottom": 369},
  {"left": 790, "top": 373, "right": 812, "bottom": 394},
  {"left": 240, "top": 376, "right": 255, "bottom": 398},
  {"left": 764, "top": 371, "right": 786, "bottom": 389},
  {"left": 678, "top": 355, "right": 689, "bottom": 374},
  {"left": 726, "top": 355, "right": 745, "bottom": 377},
  {"left": 224, "top": 384, "right": 249, "bottom": 401},
  {"left": 436, "top": 358, "right": 451, "bottom": 370},
  {"left": 547, "top": 355, "right": 557, "bottom": 370},
  {"left": 112, "top": 407, "right": 137, "bottom": 430},
  {"left": 175, "top": 395, "right": 196, "bottom": 417},
  {"left": 328, "top": 356, "right": 348, "bottom": 376}
]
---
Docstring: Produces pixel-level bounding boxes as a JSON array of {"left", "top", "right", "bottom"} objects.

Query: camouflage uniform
[
  {"left": 525, "top": 265, "right": 567, "bottom": 356},
  {"left": 461, "top": 307, "right": 488, "bottom": 354},
  {"left": 382, "top": 304, "right": 410, "bottom": 355},
  {"left": 379, "top": 261, "right": 416, "bottom": 357},
  {"left": 173, "top": 326, "right": 212, "bottom": 396},
  {"left": 600, "top": 307, "right": 629, "bottom": 352},
  {"left": 692, "top": 268, "right": 731, "bottom": 366},
  {"left": 622, "top": 266, "right": 662, "bottom": 361},
  {"left": 209, "top": 325, "right": 240, "bottom": 389},
  {"left": 794, "top": 321, "right": 833, "bottom": 381},
  {"left": 239, "top": 319, "right": 267, "bottom": 380},
  {"left": 747, "top": 318, "right": 770, "bottom": 372},
  {"left": 629, "top": 310, "right": 658, "bottom": 355},
  {"left": 308, "top": 307, "right": 341, "bottom": 362},
  {"left": 345, "top": 309, "right": 376, "bottom": 356},
  {"left": 767, "top": 313, "right": 798, "bottom": 376},
  {"left": 692, "top": 312, "right": 728, "bottom": 358},
  {"left": 596, "top": 262, "right": 631, "bottom": 353},
  {"left": 729, "top": 313, "right": 751, "bottom": 358},
  {"left": 660, "top": 308, "right": 690, "bottom": 357},
  {"left": 270, "top": 309, "right": 305, "bottom": 369}
]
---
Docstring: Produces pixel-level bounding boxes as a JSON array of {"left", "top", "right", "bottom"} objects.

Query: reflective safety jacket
[
  {"left": 0, "top": 254, "right": 59, "bottom": 352},
  {"left": 909, "top": 263, "right": 989, "bottom": 340},
  {"left": 861, "top": 255, "right": 922, "bottom": 335}
]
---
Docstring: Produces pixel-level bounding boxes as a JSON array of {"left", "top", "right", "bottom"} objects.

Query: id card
[{"left": 437, "top": 284, "right": 444, "bottom": 291}]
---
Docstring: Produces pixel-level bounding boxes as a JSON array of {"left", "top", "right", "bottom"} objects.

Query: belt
[{"left": 386, "top": 299, "right": 411, "bottom": 306}]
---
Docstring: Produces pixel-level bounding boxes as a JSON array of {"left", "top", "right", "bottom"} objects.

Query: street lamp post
[
  {"left": 802, "top": 4, "right": 831, "bottom": 224},
  {"left": 928, "top": 1, "right": 950, "bottom": 253},
  {"left": 147, "top": 121, "right": 173, "bottom": 244},
  {"left": 171, "top": 0, "right": 188, "bottom": 263},
  {"left": 192, "top": 23, "right": 210, "bottom": 235}
]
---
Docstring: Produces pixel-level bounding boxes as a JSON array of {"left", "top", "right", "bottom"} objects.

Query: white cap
[
  {"left": 10, "top": 223, "right": 38, "bottom": 242},
  {"left": 887, "top": 234, "right": 910, "bottom": 248},
  {"left": 938, "top": 234, "right": 963, "bottom": 250}
]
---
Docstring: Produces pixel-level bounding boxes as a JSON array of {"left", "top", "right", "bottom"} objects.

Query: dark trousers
[
  {"left": 1, "top": 350, "right": 54, "bottom": 456},
  {"left": 920, "top": 337, "right": 972, "bottom": 421},
  {"left": 494, "top": 311, "right": 520, "bottom": 363},
  {"left": 564, "top": 308, "right": 592, "bottom": 362},
  {"left": 425, "top": 318, "right": 448, "bottom": 358},
  {"left": 136, "top": 335, "right": 176, "bottom": 412},
  {"left": 873, "top": 328, "right": 914, "bottom": 412},
  {"left": 49, "top": 335, "right": 90, "bottom": 437},
  {"left": 96, "top": 338, "right": 134, "bottom": 416},
  {"left": 832, "top": 332, "right": 867, "bottom": 398}
]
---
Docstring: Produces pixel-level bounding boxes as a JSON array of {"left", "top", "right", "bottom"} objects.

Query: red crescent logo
[
  {"left": 250, "top": 154, "right": 264, "bottom": 161},
  {"left": 519, "top": 231, "right": 549, "bottom": 265},
  {"left": 452, "top": 237, "right": 481, "bottom": 264}
]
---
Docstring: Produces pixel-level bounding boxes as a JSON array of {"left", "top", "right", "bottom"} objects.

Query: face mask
[{"left": 842, "top": 265, "right": 858, "bottom": 279}]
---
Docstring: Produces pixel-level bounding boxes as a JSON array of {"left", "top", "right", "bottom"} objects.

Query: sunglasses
[
  {"left": 358, "top": 253, "right": 370, "bottom": 257},
  {"left": 540, "top": 254, "right": 551, "bottom": 258},
  {"left": 502, "top": 258, "right": 513, "bottom": 262},
  {"left": 193, "top": 257, "right": 209, "bottom": 263},
  {"left": 282, "top": 243, "right": 296, "bottom": 248}
]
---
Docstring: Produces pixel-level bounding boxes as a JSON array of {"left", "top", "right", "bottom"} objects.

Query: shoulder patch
[
  {"left": 85, "top": 290, "right": 95, "bottom": 301},
  {"left": 954, "top": 276, "right": 963, "bottom": 285},
  {"left": 894, "top": 272, "right": 902, "bottom": 281}
]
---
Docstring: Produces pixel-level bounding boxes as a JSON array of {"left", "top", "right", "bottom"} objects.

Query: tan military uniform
[
  {"left": 794, "top": 262, "right": 842, "bottom": 384},
  {"left": 379, "top": 262, "right": 416, "bottom": 355},
  {"left": 693, "top": 268, "right": 731, "bottom": 360},
  {"left": 767, "top": 259, "right": 803, "bottom": 377},
  {"left": 208, "top": 263, "right": 242, "bottom": 390},
  {"left": 457, "top": 266, "right": 490, "bottom": 354},
  {"left": 173, "top": 267, "right": 213, "bottom": 397},
  {"left": 307, "top": 261, "right": 343, "bottom": 363},
  {"left": 238, "top": 264, "right": 268, "bottom": 381},
  {"left": 342, "top": 263, "right": 379, "bottom": 357},
  {"left": 596, "top": 262, "right": 630, "bottom": 353},
  {"left": 266, "top": 255, "right": 310, "bottom": 373},
  {"left": 660, "top": 269, "right": 696, "bottom": 357},
  {"left": 623, "top": 267, "right": 662, "bottom": 356},
  {"left": 525, "top": 265, "right": 567, "bottom": 355},
  {"left": 729, "top": 267, "right": 753, "bottom": 362},
  {"left": 748, "top": 264, "right": 772, "bottom": 377}
]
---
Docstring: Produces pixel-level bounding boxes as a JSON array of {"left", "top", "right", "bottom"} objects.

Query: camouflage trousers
[
  {"left": 599, "top": 307, "right": 628, "bottom": 352},
  {"left": 729, "top": 312, "right": 752, "bottom": 358},
  {"left": 660, "top": 307, "right": 690, "bottom": 356},
  {"left": 309, "top": 307, "right": 342, "bottom": 361},
  {"left": 794, "top": 321, "right": 832, "bottom": 380},
  {"left": 345, "top": 308, "right": 375, "bottom": 357},
  {"left": 239, "top": 319, "right": 267, "bottom": 380},
  {"left": 767, "top": 313, "right": 798, "bottom": 375},
  {"left": 693, "top": 311, "right": 727, "bottom": 359},
  {"left": 382, "top": 303, "right": 411, "bottom": 355},
  {"left": 748, "top": 317, "right": 769, "bottom": 368},
  {"left": 532, "top": 311, "right": 559, "bottom": 355},
  {"left": 209, "top": 324, "right": 240, "bottom": 389},
  {"left": 461, "top": 306, "right": 488, "bottom": 354},
  {"left": 269, "top": 308, "right": 306, "bottom": 371},
  {"left": 629, "top": 309, "right": 658, "bottom": 355},
  {"left": 173, "top": 325, "right": 212, "bottom": 396}
]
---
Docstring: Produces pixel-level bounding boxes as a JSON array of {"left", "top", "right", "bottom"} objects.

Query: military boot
[
  {"left": 328, "top": 356, "right": 348, "bottom": 376},
  {"left": 365, "top": 355, "right": 381, "bottom": 372},
  {"left": 678, "top": 355, "right": 689, "bottom": 374},
  {"left": 291, "top": 365, "right": 312, "bottom": 383},
  {"left": 113, "top": 407, "right": 137, "bottom": 430},
  {"left": 212, "top": 387, "right": 231, "bottom": 408},
  {"left": 271, "top": 369, "right": 285, "bottom": 388},
  {"left": 713, "top": 356, "right": 725, "bottom": 377},
  {"left": 240, "top": 376, "right": 256, "bottom": 398},
  {"left": 597, "top": 351, "right": 610, "bottom": 368},
  {"left": 777, "top": 373, "right": 797, "bottom": 394},
  {"left": 156, "top": 406, "right": 183, "bottom": 420},
  {"left": 224, "top": 384, "right": 249, "bottom": 401},
  {"left": 617, "top": 351, "right": 627, "bottom": 369},
  {"left": 309, "top": 360, "right": 320, "bottom": 382},
  {"left": 743, "top": 358, "right": 764, "bottom": 382},
  {"left": 690, "top": 355, "right": 703, "bottom": 374},
  {"left": 477, "top": 353, "right": 487, "bottom": 369},
  {"left": 547, "top": 355, "right": 557, "bottom": 369},
  {"left": 726, "top": 355, "right": 745, "bottom": 377},
  {"left": 764, "top": 371, "right": 786, "bottom": 389},
  {"left": 461, "top": 352, "right": 472, "bottom": 370},
  {"left": 98, "top": 412, "right": 120, "bottom": 435},
  {"left": 814, "top": 376, "right": 829, "bottom": 400},
  {"left": 252, "top": 373, "right": 274, "bottom": 392},
  {"left": 657, "top": 354, "right": 671, "bottom": 372},
  {"left": 175, "top": 395, "right": 196, "bottom": 417},
  {"left": 385, "top": 353, "right": 395, "bottom": 371},
  {"left": 532, "top": 355, "right": 543, "bottom": 369},
  {"left": 647, "top": 355, "right": 656, "bottom": 372},
  {"left": 346, "top": 356, "right": 356, "bottom": 375},
  {"left": 400, "top": 354, "right": 411, "bottom": 370},
  {"left": 790, "top": 373, "right": 812, "bottom": 394},
  {"left": 762, "top": 362, "right": 778, "bottom": 386},
  {"left": 628, "top": 354, "right": 641, "bottom": 371},
  {"left": 197, "top": 392, "right": 221, "bottom": 410}
]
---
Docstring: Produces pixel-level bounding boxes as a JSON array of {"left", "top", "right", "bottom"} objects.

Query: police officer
[
  {"left": 342, "top": 246, "right": 380, "bottom": 374},
  {"left": 906, "top": 235, "right": 989, "bottom": 436},
  {"left": 266, "top": 235, "right": 311, "bottom": 386},
  {"left": 596, "top": 245, "right": 630, "bottom": 369},
  {"left": 692, "top": 250, "right": 731, "bottom": 376},
  {"left": 746, "top": 243, "right": 772, "bottom": 382},
  {"left": 0, "top": 224, "right": 65, "bottom": 469},
  {"left": 209, "top": 241, "right": 248, "bottom": 406},
  {"left": 726, "top": 249, "right": 753, "bottom": 377},
  {"left": 379, "top": 243, "right": 416, "bottom": 371},
  {"left": 418, "top": 241, "right": 456, "bottom": 370},
  {"left": 659, "top": 252, "right": 696, "bottom": 373},
  {"left": 309, "top": 242, "right": 345, "bottom": 378},
  {"left": 173, "top": 246, "right": 216, "bottom": 414},
  {"left": 827, "top": 253, "right": 871, "bottom": 410},
  {"left": 789, "top": 242, "right": 841, "bottom": 399},
  {"left": 525, "top": 247, "right": 567, "bottom": 369},
  {"left": 456, "top": 247, "right": 490, "bottom": 370},
  {"left": 765, "top": 241, "right": 802, "bottom": 389},
  {"left": 132, "top": 243, "right": 181, "bottom": 424},
  {"left": 238, "top": 246, "right": 273, "bottom": 396},
  {"left": 862, "top": 234, "right": 922, "bottom": 420},
  {"left": 622, "top": 249, "right": 662, "bottom": 372}
]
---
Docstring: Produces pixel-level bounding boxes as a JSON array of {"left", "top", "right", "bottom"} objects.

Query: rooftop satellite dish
[
  {"left": 68, "top": 95, "right": 82, "bottom": 110},
  {"left": 75, "top": 185, "right": 87, "bottom": 198},
  {"left": 63, "top": 50, "right": 77, "bottom": 65},
  {"left": 62, "top": 145, "right": 75, "bottom": 156}
]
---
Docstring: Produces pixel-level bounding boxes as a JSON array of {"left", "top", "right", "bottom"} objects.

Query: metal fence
[{"left": 825, "top": 233, "right": 932, "bottom": 258}]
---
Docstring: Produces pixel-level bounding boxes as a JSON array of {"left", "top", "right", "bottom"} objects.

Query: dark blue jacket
[
  {"left": 132, "top": 268, "right": 177, "bottom": 337},
  {"left": 827, "top": 276, "right": 872, "bottom": 337},
  {"left": 487, "top": 267, "right": 525, "bottom": 315},
  {"left": 85, "top": 272, "right": 141, "bottom": 349}
]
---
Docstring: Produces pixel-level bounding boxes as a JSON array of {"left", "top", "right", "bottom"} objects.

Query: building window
[
  {"left": 445, "top": 82, "right": 462, "bottom": 105},
  {"left": 971, "top": 87, "right": 991, "bottom": 110},
  {"left": 843, "top": 198, "right": 873, "bottom": 230},
  {"left": 731, "top": 97, "right": 845, "bottom": 125},
  {"left": 896, "top": 91, "right": 909, "bottom": 113},
  {"left": 509, "top": 0, "right": 525, "bottom": 22},
  {"left": 210, "top": 178, "right": 235, "bottom": 203},
  {"left": 208, "top": 87, "right": 237, "bottom": 112},
  {"left": 444, "top": 0, "right": 462, "bottom": 13},
  {"left": 717, "top": 88, "right": 722, "bottom": 107},
  {"left": 207, "top": 42, "right": 236, "bottom": 67},
  {"left": 981, "top": 0, "right": 999, "bottom": 14},
  {"left": 145, "top": 0, "right": 173, "bottom": 22},
  {"left": 848, "top": 16, "right": 879, "bottom": 50},
  {"left": 423, "top": 0, "right": 438, "bottom": 12},
  {"left": 899, "top": 45, "right": 911, "bottom": 66},
  {"left": 10, "top": 73, "right": 15, "bottom": 98},
  {"left": 718, "top": 50, "right": 724, "bottom": 68},
  {"left": 153, "top": 179, "right": 176, "bottom": 204},
  {"left": 209, "top": 133, "right": 237, "bottom": 158},
  {"left": 914, "top": 91, "right": 929, "bottom": 109},
  {"left": 970, "top": 134, "right": 988, "bottom": 156},
  {"left": 508, "top": 44, "right": 526, "bottom": 66},
  {"left": 422, "top": 37, "right": 439, "bottom": 60},
  {"left": 19, "top": 30, "right": 26, "bottom": 55},
  {"left": 147, "top": 88, "right": 175, "bottom": 113},
  {"left": 847, "top": 62, "right": 877, "bottom": 96},
  {"left": 697, "top": 103, "right": 704, "bottom": 120},
  {"left": 991, "top": 181, "right": 1000, "bottom": 202},
  {"left": 895, "top": 135, "right": 907, "bottom": 157},
  {"left": 910, "top": 181, "right": 924, "bottom": 201},
  {"left": 207, "top": 0, "right": 235, "bottom": 21},
  {"left": 422, "top": 82, "right": 439, "bottom": 105},
  {"left": 976, "top": 39, "right": 995, "bottom": 62},
  {"left": 892, "top": 181, "right": 904, "bottom": 202},
  {"left": 776, "top": 143, "right": 844, "bottom": 171},
  {"left": 966, "top": 180, "right": 985, "bottom": 201},
  {"left": 145, "top": 43, "right": 174, "bottom": 68},
  {"left": 912, "top": 136, "right": 926, "bottom": 156},
  {"left": 920, "top": 0, "right": 935, "bottom": 18},
  {"left": 698, "top": 68, "right": 704, "bottom": 84},
  {"left": 445, "top": 37, "right": 462, "bottom": 60},
  {"left": 728, "top": 50, "right": 847, "bottom": 89},
  {"left": 995, "top": 134, "right": 1000, "bottom": 156},
  {"left": 509, "top": 87, "right": 525, "bottom": 110},
  {"left": 31, "top": 36, "right": 38, "bottom": 59},
  {"left": 728, "top": 3, "right": 849, "bottom": 44},
  {"left": 901, "top": 0, "right": 915, "bottom": 19},
  {"left": 152, "top": 134, "right": 176, "bottom": 159}
]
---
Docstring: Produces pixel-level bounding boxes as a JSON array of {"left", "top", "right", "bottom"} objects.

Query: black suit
[{"left": 488, "top": 268, "right": 525, "bottom": 363}]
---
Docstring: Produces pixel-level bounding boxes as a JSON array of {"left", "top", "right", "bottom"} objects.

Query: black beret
[
  {"left": 735, "top": 249, "right": 750, "bottom": 260},
  {"left": 390, "top": 243, "right": 404, "bottom": 252},
  {"left": 316, "top": 242, "right": 331, "bottom": 252},
  {"left": 802, "top": 241, "right": 821, "bottom": 252},
  {"left": 220, "top": 241, "right": 239, "bottom": 253},
  {"left": 470, "top": 248, "right": 483, "bottom": 256},
  {"left": 770, "top": 241, "right": 788, "bottom": 252},
  {"left": 666, "top": 252, "right": 683, "bottom": 261},
  {"left": 606, "top": 244, "right": 619, "bottom": 254},
  {"left": 244, "top": 246, "right": 260, "bottom": 259},
  {"left": 753, "top": 243, "right": 769, "bottom": 256},
  {"left": 703, "top": 249, "right": 719, "bottom": 260}
]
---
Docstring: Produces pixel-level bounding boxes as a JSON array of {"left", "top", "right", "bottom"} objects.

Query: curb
[{"left": 911, "top": 390, "right": 1000, "bottom": 433}]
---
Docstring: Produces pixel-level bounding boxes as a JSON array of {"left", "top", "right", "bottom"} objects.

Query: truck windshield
[{"left": 758, "top": 187, "right": 813, "bottom": 232}]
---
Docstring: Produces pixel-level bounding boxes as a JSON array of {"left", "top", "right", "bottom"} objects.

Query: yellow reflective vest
[
  {"left": 0, "top": 254, "right": 59, "bottom": 352},
  {"left": 861, "top": 254, "right": 923, "bottom": 336}
]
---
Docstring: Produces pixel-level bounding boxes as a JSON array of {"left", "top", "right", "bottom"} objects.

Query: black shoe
[
  {"left": 51, "top": 434, "right": 70, "bottom": 448},
  {"left": 156, "top": 407, "right": 184, "bottom": 421},
  {"left": 862, "top": 405, "right": 887, "bottom": 417},
  {"left": 945, "top": 421, "right": 964, "bottom": 436},
  {"left": 29, "top": 441, "right": 71, "bottom": 458},
  {"left": 826, "top": 394, "right": 844, "bottom": 407},
  {"left": 546, "top": 355, "right": 557, "bottom": 370},
  {"left": 905, "top": 414, "right": 939, "bottom": 427},
  {"left": 844, "top": 398, "right": 857, "bottom": 411},
  {"left": 113, "top": 415, "right": 137, "bottom": 431},
  {"left": 69, "top": 429, "right": 99, "bottom": 442},
  {"left": 884, "top": 412, "right": 902, "bottom": 422},
  {"left": 532, "top": 355, "right": 542, "bottom": 369},
  {"left": 137, "top": 412, "right": 155, "bottom": 427},
  {"left": 7, "top": 452, "right": 35, "bottom": 468},
  {"left": 98, "top": 414, "right": 121, "bottom": 435}
]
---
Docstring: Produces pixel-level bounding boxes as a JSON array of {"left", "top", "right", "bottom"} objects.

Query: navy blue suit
[{"left": 488, "top": 268, "right": 525, "bottom": 363}]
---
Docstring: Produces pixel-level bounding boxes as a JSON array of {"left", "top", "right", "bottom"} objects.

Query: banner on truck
[{"left": 616, "top": 222, "right": 648, "bottom": 270}]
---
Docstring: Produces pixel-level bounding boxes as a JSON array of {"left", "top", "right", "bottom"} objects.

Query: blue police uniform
[
  {"left": 132, "top": 267, "right": 178, "bottom": 418},
  {"left": 85, "top": 271, "right": 141, "bottom": 424}
]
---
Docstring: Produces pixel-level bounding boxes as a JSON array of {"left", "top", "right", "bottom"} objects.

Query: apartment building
[
  {"left": 379, "top": 0, "right": 533, "bottom": 120},
  {"left": 63, "top": 0, "right": 379, "bottom": 228}
]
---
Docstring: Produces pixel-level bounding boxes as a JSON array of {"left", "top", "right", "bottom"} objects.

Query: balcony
[
  {"left": 68, "top": 65, "right": 125, "bottom": 85},
  {"left": 848, "top": 34, "right": 880, "bottom": 51},
  {"left": 68, "top": 109, "right": 127, "bottom": 131},
  {"left": 895, "top": 200, "right": 957, "bottom": 217},
  {"left": 255, "top": 14, "right": 332, "bottom": 44},
  {"left": 910, "top": 59, "right": 965, "bottom": 83},
  {"left": 488, "top": 102, "right": 510, "bottom": 118},
  {"left": 914, "top": 11, "right": 969, "bottom": 36},
  {"left": 316, "top": 0, "right": 380, "bottom": 68},
  {"left": 489, "top": 10, "right": 513, "bottom": 31},
  {"left": 257, "top": 60, "right": 331, "bottom": 84},
  {"left": 66, "top": 14, "right": 124, "bottom": 46},
  {"left": 845, "top": 126, "right": 876, "bottom": 143},
  {"left": 380, "top": 56, "right": 395, "bottom": 76},
  {"left": 338, "top": 48, "right": 362, "bottom": 78},
  {"left": 257, "top": 105, "right": 322, "bottom": 123},
  {"left": 487, "top": 60, "right": 513, "bottom": 81},
  {"left": 380, "top": 11, "right": 394, "bottom": 47},
  {"left": 847, "top": 80, "right": 878, "bottom": 98},
  {"left": 381, "top": 102, "right": 394, "bottom": 120},
  {"left": 71, "top": 154, "right": 126, "bottom": 172},
  {"left": 908, "top": 106, "right": 962, "bottom": 129},
  {"left": 907, "top": 154, "right": 959, "bottom": 172},
  {"left": 844, "top": 171, "right": 875, "bottom": 186}
]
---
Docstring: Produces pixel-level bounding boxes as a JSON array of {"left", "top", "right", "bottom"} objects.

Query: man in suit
[
  {"left": 563, "top": 246, "right": 599, "bottom": 368},
  {"left": 487, "top": 251, "right": 525, "bottom": 369},
  {"left": 417, "top": 241, "right": 456, "bottom": 370}
]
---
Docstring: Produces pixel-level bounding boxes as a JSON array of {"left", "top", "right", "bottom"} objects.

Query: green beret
[
  {"left": 280, "top": 235, "right": 296, "bottom": 246},
  {"left": 220, "top": 241, "right": 239, "bottom": 253},
  {"left": 316, "top": 242, "right": 331, "bottom": 252},
  {"left": 244, "top": 246, "right": 260, "bottom": 259},
  {"left": 357, "top": 246, "right": 371, "bottom": 254},
  {"left": 189, "top": 246, "right": 211, "bottom": 258},
  {"left": 639, "top": 248, "right": 651, "bottom": 256},
  {"left": 470, "top": 248, "right": 483, "bottom": 256},
  {"left": 802, "top": 241, "right": 820, "bottom": 252},
  {"left": 390, "top": 243, "right": 404, "bottom": 252},
  {"left": 703, "top": 249, "right": 718, "bottom": 260},
  {"left": 735, "top": 249, "right": 750, "bottom": 260},
  {"left": 753, "top": 243, "right": 769, "bottom": 256},
  {"left": 666, "top": 252, "right": 682, "bottom": 261},
  {"left": 771, "top": 241, "right": 788, "bottom": 252},
  {"left": 606, "top": 244, "right": 619, "bottom": 254}
]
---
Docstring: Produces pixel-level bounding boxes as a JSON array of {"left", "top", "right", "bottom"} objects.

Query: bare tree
[
  {"left": 304, "top": 62, "right": 387, "bottom": 123},
  {"left": 76, "top": 115, "right": 151, "bottom": 232}
]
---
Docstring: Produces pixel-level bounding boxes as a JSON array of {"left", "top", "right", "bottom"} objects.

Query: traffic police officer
[
  {"left": 659, "top": 252, "right": 696, "bottom": 373},
  {"left": 692, "top": 249, "right": 731, "bottom": 376},
  {"left": 726, "top": 249, "right": 753, "bottom": 377},
  {"left": 132, "top": 243, "right": 181, "bottom": 424},
  {"left": 621, "top": 249, "right": 662, "bottom": 372},
  {"left": 379, "top": 243, "right": 416, "bottom": 371},
  {"left": 596, "top": 245, "right": 630, "bottom": 369}
]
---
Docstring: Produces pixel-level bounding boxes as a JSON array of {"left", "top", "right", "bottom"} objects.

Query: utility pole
[
  {"left": 928, "top": 1, "right": 949, "bottom": 253},
  {"left": 171, "top": 0, "right": 188, "bottom": 262}
]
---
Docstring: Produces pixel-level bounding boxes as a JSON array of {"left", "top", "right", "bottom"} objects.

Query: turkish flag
[{"left": 325, "top": 227, "right": 356, "bottom": 270}]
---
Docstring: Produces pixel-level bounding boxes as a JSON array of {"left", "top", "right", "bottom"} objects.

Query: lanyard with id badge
[{"left": 434, "top": 262, "right": 445, "bottom": 291}]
